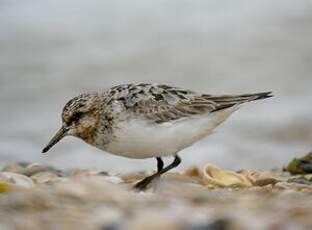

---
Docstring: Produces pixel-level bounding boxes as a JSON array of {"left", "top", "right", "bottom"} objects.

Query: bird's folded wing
[
  {"left": 108, "top": 84, "right": 272, "bottom": 124},
  {"left": 130, "top": 90, "right": 253, "bottom": 124}
]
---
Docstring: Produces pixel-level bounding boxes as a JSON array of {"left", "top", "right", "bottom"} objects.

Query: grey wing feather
[{"left": 108, "top": 84, "right": 272, "bottom": 124}]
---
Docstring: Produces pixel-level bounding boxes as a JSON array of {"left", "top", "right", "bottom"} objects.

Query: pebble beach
[{"left": 1, "top": 153, "right": 312, "bottom": 230}]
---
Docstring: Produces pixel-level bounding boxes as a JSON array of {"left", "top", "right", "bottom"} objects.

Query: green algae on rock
[{"left": 287, "top": 152, "right": 312, "bottom": 174}]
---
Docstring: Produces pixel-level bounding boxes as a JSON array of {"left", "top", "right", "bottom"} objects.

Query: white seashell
[
  {"left": 103, "top": 176, "right": 124, "bottom": 184},
  {"left": 0, "top": 172, "right": 34, "bottom": 188}
]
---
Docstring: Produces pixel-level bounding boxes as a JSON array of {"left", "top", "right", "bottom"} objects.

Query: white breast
[{"left": 102, "top": 107, "right": 238, "bottom": 159}]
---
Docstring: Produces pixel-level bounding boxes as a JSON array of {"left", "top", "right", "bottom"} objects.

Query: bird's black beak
[{"left": 42, "top": 126, "right": 69, "bottom": 153}]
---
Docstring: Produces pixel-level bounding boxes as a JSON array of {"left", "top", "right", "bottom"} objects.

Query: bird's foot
[{"left": 134, "top": 174, "right": 159, "bottom": 191}]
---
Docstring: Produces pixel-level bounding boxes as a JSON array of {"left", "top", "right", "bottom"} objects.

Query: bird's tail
[
  {"left": 202, "top": 92, "right": 273, "bottom": 112},
  {"left": 234, "top": 91, "right": 273, "bottom": 102}
]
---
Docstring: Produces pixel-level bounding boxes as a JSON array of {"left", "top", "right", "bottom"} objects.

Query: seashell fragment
[
  {"left": 203, "top": 164, "right": 253, "bottom": 187},
  {"left": 30, "top": 171, "right": 66, "bottom": 184},
  {"left": 2, "top": 162, "right": 26, "bottom": 174},
  {"left": 0, "top": 172, "right": 34, "bottom": 191}
]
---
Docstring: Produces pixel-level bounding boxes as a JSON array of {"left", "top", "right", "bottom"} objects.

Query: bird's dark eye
[
  {"left": 73, "top": 112, "right": 83, "bottom": 121},
  {"left": 66, "top": 112, "right": 83, "bottom": 125}
]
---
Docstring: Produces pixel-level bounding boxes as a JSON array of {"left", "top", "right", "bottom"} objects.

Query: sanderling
[{"left": 42, "top": 83, "right": 272, "bottom": 190}]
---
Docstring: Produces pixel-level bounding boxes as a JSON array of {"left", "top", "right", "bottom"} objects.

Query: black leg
[
  {"left": 134, "top": 155, "right": 181, "bottom": 191},
  {"left": 158, "top": 155, "right": 181, "bottom": 175},
  {"left": 156, "top": 157, "right": 164, "bottom": 172}
]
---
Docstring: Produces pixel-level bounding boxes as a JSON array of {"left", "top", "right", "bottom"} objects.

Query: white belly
[{"left": 103, "top": 108, "right": 237, "bottom": 159}]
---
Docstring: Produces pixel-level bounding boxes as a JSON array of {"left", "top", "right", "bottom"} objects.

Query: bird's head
[{"left": 42, "top": 93, "right": 101, "bottom": 153}]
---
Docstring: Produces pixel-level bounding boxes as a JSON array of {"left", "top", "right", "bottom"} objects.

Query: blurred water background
[{"left": 0, "top": 0, "right": 311, "bottom": 172}]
